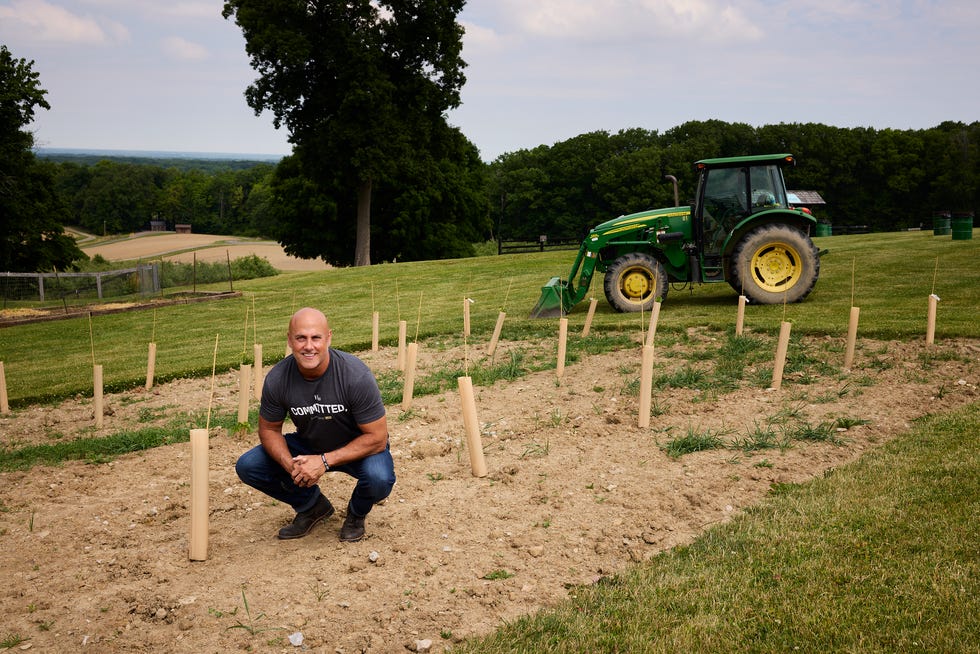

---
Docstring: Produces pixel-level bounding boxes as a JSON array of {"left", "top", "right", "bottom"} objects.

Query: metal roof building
[{"left": 786, "top": 190, "right": 826, "bottom": 205}]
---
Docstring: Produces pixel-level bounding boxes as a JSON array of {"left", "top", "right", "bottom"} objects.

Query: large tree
[
  {"left": 0, "top": 45, "right": 85, "bottom": 271},
  {"left": 223, "top": 0, "right": 468, "bottom": 266}
]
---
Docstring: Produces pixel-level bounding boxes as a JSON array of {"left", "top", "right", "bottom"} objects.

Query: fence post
[
  {"left": 38, "top": 274, "right": 44, "bottom": 302},
  {"left": 96, "top": 271, "right": 103, "bottom": 299}
]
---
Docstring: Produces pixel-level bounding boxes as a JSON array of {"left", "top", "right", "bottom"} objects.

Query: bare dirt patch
[
  {"left": 0, "top": 333, "right": 977, "bottom": 652},
  {"left": 81, "top": 232, "right": 332, "bottom": 272},
  {"left": 83, "top": 233, "right": 237, "bottom": 260}
]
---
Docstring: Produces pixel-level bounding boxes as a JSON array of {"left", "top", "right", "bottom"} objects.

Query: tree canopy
[
  {"left": 0, "top": 45, "right": 86, "bottom": 272},
  {"left": 222, "top": 0, "right": 481, "bottom": 266}
]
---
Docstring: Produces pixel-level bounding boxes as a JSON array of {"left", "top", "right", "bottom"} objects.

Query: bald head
[
  {"left": 287, "top": 308, "right": 332, "bottom": 378},
  {"left": 289, "top": 307, "right": 329, "bottom": 335}
]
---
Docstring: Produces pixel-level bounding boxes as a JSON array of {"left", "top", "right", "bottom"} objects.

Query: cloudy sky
[{"left": 3, "top": 0, "right": 978, "bottom": 161}]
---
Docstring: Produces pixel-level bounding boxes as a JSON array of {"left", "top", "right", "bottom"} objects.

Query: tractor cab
[{"left": 693, "top": 154, "right": 796, "bottom": 277}]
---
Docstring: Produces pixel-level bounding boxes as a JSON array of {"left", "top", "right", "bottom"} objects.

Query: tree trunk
[{"left": 355, "top": 177, "right": 372, "bottom": 267}]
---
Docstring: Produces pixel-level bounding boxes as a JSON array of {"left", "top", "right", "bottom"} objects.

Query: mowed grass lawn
[{"left": 0, "top": 229, "right": 978, "bottom": 652}]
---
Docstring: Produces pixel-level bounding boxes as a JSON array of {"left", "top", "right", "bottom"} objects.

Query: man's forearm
[
  {"left": 259, "top": 430, "right": 293, "bottom": 471},
  {"left": 323, "top": 432, "right": 387, "bottom": 467}
]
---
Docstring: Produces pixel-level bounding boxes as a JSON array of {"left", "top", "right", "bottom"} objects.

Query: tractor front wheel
[
  {"left": 603, "top": 253, "right": 668, "bottom": 313},
  {"left": 729, "top": 224, "right": 819, "bottom": 304}
]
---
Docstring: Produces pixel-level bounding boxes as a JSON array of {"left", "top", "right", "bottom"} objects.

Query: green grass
[
  {"left": 455, "top": 400, "right": 980, "bottom": 653},
  {"left": 660, "top": 426, "right": 729, "bottom": 457},
  {"left": 0, "top": 412, "right": 241, "bottom": 472},
  {"left": 0, "top": 230, "right": 976, "bottom": 406}
]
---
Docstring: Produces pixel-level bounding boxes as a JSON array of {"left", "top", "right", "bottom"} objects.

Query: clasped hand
[{"left": 290, "top": 455, "right": 322, "bottom": 488}]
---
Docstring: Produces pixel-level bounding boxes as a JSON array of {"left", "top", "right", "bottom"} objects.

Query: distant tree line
[
  {"left": 47, "top": 159, "right": 278, "bottom": 237},
  {"left": 39, "top": 152, "right": 279, "bottom": 173},
  {"left": 27, "top": 118, "right": 980, "bottom": 270}
]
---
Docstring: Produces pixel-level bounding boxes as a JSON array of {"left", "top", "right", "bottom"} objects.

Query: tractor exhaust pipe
[{"left": 664, "top": 175, "right": 679, "bottom": 207}]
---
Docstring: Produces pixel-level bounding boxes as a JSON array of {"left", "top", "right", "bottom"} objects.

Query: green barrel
[
  {"left": 951, "top": 213, "right": 974, "bottom": 240},
  {"left": 815, "top": 222, "right": 832, "bottom": 237},
  {"left": 933, "top": 215, "right": 951, "bottom": 236}
]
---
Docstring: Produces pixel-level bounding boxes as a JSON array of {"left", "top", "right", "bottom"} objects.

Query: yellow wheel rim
[
  {"left": 619, "top": 267, "right": 652, "bottom": 301},
  {"left": 750, "top": 242, "right": 802, "bottom": 292}
]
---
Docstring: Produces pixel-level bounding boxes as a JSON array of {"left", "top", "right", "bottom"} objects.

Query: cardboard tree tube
[
  {"left": 638, "top": 344, "right": 655, "bottom": 428},
  {"left": 0, "top": 361, "right": 9, "bottom": 414},
  {"left": 844, "top": 306, "right": 861, "bottom": 370},
  {"left": 397, "top": 320, "right": 408, "bottom": 371},
  {"left": 253, "top": 344, "right": 264, "bottom": 401},
  {"left": 644, "top": 301, "right": 662, "bottom": 347},
  {"left": 402, "top": 342, "right": 419, "bottom": 411},
  {"left": 189, "top": 427, "right": 209, "bottom": 561},
  {"left": 93, "top": 364, "right": 104, "bottom": 429},
  {"left": 735, "top": 296, "right": 747, "bottom": 336},
  {"left": 556, "top": 318, "right": 569, "bottom": 380},
  {"left": 463, "top": 298, "right": 471, "bottom": 337},
  {"left": 372, "top": 311, "right": 380, "bottom": 352},
  {"left": 770, "top": 321, "right": 792, "bottom": 390},
  {"left": 457, "top": 376, "right": 488, "bottom": 477},
  {"left": 238, "top": 363, "right": 251, "bottom": 424},
  {"left": 926, "top": 294, "right": 940, "bottom": 345},
  {"left": 145, "top": 342, "right": 157, "bottom": 390},
  {"left": 487, "top": 311, "right": 506, "bottom": 356},
  {"left": 581, "top": 298, "right": 599, "bottom": 337}
]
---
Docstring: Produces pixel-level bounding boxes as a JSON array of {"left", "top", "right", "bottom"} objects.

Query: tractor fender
[
  {"left": 599, "top": 243, "right": 687, "bottom": 281},
  {"left": 723, "top": 209, "right": 817, "bottom": 256}
]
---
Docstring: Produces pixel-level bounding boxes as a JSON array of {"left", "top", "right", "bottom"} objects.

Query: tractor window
[
  {"left": 701, "top": 167, "right": 748, "bottom": 253},
  {"left": 748, "top": 166, "right": 787, "bottom": 212}
]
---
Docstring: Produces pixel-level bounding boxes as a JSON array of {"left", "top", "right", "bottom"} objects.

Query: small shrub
[{"left": 158, "top": 255, "right": 277, "bottom": 288}]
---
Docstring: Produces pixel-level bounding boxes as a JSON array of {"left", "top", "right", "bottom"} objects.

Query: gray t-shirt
[{"left": 259, "top": 349, "right": 386, "bottom": 453}]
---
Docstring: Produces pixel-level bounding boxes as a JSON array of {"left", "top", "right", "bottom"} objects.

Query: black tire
[
  {"left": 729, "top": 224, "right": 819, "bottom": 304},
  {"left": 603, "top": 252, "right": 668, "bottom": 313}
]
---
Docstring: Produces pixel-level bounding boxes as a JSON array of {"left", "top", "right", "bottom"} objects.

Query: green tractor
[{"left": 530, "top": 153, "right": 821, "bottom": 318}]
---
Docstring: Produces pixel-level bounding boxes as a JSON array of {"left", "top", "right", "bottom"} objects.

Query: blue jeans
[{"left": 235, "top": 434, "right": 396, "bottom": 519}]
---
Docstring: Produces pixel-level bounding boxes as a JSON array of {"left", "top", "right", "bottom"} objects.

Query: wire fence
[{"left": 0, "top": 265, "right": 160, "bottom": 310}]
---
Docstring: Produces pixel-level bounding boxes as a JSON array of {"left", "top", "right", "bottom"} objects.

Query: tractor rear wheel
[
  {"left": 603, "top": 252, "right": 668, "bottom": 313},
  {"left": 729, "top": 224, "right": 819, "bottom": 304}
]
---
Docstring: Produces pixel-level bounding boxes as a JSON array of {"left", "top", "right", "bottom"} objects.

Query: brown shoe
[
  {"left": 278, "top": 495, "right": 334, "bottom": 540},
  {"left": 339, "top": 513, "right": 366, "bottom": 542}
]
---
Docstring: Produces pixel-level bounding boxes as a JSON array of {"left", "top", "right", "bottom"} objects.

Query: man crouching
[{"left": 236, "top": 307, "right": 395, "bottom": 542}]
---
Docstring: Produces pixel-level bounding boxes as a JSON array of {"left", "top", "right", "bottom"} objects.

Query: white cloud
[
  {"left": 459, "top": 20, "right": 499, "bottom": 49},
  {"left": 0, "top": 0, "right": 129, "bottom": 45},
  {"left": 487, "top": 0, "right": 763, "bottom": 44},
  {"left": 156, "top": 1, "right": 222, "bottom": 20},
  {"left": 161, "top": 35, "right": 210, "bottom": 61},
  {"left": 76, "top": 0, "right": 220, "bottom": 20}
]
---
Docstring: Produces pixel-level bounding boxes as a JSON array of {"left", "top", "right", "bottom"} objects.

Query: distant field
[{"left": 80, "top": 232, "right": 333, "bottom": 272}]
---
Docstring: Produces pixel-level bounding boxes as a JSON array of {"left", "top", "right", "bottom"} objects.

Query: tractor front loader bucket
[{"left": 529, "top": 276, "right": 570, "bottom": 319}]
